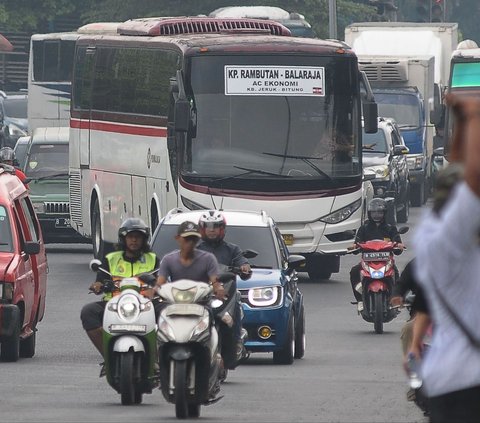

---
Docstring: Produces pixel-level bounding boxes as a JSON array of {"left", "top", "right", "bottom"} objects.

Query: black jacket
[{"left": 355, "top": 220, "right": 402, "bottom": 244}]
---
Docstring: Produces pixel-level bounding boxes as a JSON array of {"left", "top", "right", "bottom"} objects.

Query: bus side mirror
[
  {"left": 430, "top": 83, "right": 444, "bottom": 126},
  {"left": 174, "top": 99, "right": 190, "bottom": 133},
  {"left": 363, "top": 101, "right": 378, "bottom": 133}
]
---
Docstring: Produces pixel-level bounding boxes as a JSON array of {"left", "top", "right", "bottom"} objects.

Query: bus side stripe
[{"left": 70, "top": 118, "right": 167, "bottom": 137}]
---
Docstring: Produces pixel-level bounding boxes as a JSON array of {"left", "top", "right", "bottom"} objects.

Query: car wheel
[
  {"left": 91, "top": 199, "right": 113, "bottom": 259},
  {"left": 1, "top": 317, "right": 20, "bottom": 362},
  {"left": 294, "top": 305, "right": 306, "bottom": 359},
  {"left": 273, "top": 316, "right": 295, "bottom": 364}
]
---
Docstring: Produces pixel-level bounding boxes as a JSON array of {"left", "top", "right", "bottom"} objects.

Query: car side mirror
[
  {"left": 287, "top": 254, "right": 306, "bottom": 271},
  {"left": 23, "top": 241, "right": 40, "bottom": 255},
  {"left": 433, "top": 147, "right": 444, "bottom": 157},
  {"left": 393, "top": 145, "right": 409, "bottom": 156}
]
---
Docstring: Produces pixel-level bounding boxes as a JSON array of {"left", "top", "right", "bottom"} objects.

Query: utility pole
[{"left": 329, "top": 0, "right": 338, "bottom": 39}]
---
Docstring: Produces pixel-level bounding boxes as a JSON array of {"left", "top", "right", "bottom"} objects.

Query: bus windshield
[
  {"left": 374, "top": 92, "right": 421, "bottom": 129},
  {"left": 185, "top": 55, "right": 360, "bottom": 191}
]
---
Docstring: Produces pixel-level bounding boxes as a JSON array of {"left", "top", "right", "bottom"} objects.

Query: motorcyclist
[
  {"left": 0, "top": 146, "right": 28, "bottom": 187},
  {"left": 349, "top": 198, "right": 404, "bottom": 312},
  {"left": 80, "top": 217, "right": 159, "bottom": 357},
  {"left": 196, "top": 210, "right": 251, "bottom": 369}
]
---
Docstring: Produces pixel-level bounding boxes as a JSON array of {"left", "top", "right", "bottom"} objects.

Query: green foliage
[{"left": 0, "top": 0, "right": 75, "bottom": 31}]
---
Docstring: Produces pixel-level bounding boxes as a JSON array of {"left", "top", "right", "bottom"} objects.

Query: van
[
  {"left": 0, "top": 164, "right": 48, "bottom": 361},
  {"left": 23, "top": 127, "right": 89, "bottom": 243}
]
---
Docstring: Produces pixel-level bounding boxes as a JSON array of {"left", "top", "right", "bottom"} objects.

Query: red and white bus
[{"left": 69, "top": 17, "right": 377, "bottom": 278}]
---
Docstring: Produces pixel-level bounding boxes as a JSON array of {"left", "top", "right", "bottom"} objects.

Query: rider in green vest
[{"left": 80, "top": 217, "right": 159, "bottom": 357}]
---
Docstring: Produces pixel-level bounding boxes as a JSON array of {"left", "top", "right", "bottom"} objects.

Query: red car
[{"left": 0, "top": 163, "right": 47, "bottom": 361}]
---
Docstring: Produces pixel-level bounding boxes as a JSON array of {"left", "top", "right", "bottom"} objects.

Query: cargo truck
[{"left": 345, "top": 22, "right": 458, "bottom": 206}]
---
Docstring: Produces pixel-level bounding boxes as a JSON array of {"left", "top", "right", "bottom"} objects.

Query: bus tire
[{"left": 92, "top": 200, "right": 105, "bottom": 259}]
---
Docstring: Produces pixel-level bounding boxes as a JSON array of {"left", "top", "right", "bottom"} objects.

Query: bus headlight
[{"left": 319, "top": 198, "right": 362, "bottom": 224}]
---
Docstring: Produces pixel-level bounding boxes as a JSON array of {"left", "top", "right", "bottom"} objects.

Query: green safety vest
[{"left": 103, "top": 251, "right": 156, "bottom": 300}]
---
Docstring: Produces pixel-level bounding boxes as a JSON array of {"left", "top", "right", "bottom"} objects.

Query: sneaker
[{"left": 357, "top": 301, "right": 364, "bottom": 313}]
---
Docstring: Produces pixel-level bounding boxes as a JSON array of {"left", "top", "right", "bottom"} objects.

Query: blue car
[{"left": 151, "top": 209, "right": 306, "bottom": 364}]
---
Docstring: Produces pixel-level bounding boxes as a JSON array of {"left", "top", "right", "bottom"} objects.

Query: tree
[{"left": 0, "top": 0, "right": 75, "bottom": 31}]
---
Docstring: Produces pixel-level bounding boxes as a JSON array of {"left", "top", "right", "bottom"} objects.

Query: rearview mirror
[
  {"left": 287, "top": 254, "right": 306, "bottom": 270},
  {"left": 89, "top": 259, "right": 102, "bottom": 272},
  {"left": 243, "top": 249, "right": 258, "bottom": 259},
  {"left": 398, "top": 226, "right": 409, "bottom": 235}
]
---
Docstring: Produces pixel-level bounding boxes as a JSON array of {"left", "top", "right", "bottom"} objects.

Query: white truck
[{"left": 345, "top": 22, "right": 458, "bottom": 206}]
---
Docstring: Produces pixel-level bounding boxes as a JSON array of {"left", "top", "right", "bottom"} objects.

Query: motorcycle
[
  {"left": 89, "top": 259, "right": 159, "bottom": 405},
  {"left": 348, "top": 226, "right": 408, "bottom": 334},
  {"left": 156, "top": 279, "right": 222, "bottom": 419}
]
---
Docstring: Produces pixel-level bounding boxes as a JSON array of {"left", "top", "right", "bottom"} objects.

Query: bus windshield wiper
[
  {"left": 26, "top": 172, "right": 69, "bottom": 182},
  {"left": 232, "top": 166, "right": 291, "bottom": 178},
  {"left": 262, "top": 152, "right": 332, "bottom": 180}
]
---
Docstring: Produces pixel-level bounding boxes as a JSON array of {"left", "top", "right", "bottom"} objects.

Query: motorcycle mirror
[
  {"left": 398, "top": 226, "right": 409, "bottom": 235},
  {"left": 89, "top": 259, "right": 102, "bottom": 272},
  {"left": 243, "top": 249, "right": 258, "bottom": 259}
]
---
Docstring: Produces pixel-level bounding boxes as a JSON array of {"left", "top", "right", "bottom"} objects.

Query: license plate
[
  {"left": 109, "top": 324, "right": 147, "bottom": 333},
  {"left": 363, "top": 251, "right": 390, "bottom": 261},
  {"left": 55, "top": 218, "right": 70, "bottom": 228},
  {"left": 282, "top": 234, "right": 294, "bottom": 246}
]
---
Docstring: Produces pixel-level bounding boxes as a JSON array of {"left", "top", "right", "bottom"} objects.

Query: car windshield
[
  {"left": 4, "top": 98, "right": 27, "bottom": 119},
  {"left": 0, "top": 205, "right": 13, "bottom": 253},
  {"left": 152, "top": 224, "right": 279, "bottom": 269},
  {"left": 25, "top": 143, "right": 68, "bottom": 178},
  {"left": 374, "top": 92, "right": 421, "bottom": 128},
  {"left": 362, "top": 128, "right": 388, "bottom": 153}
]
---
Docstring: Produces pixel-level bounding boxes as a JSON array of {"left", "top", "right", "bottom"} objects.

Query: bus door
[{"left": 73, "top": 45, "right": 96, "bottom": 168}]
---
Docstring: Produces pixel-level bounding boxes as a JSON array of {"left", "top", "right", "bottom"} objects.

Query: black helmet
[
  {"left": 118, "top": 218, "right": 150, "bottom": 250},
  {"left": 0, "top": 147, "right": 15, "bottom": 162},
  {"left": 367, "top": 198, "right": 387, "bottom": 223}
]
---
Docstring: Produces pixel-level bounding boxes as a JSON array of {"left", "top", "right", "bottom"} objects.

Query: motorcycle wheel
[
  {"left": 373, "top": 292, "right": 384, "bottom": 334},
  {"left": 188, "top": 403, "right": 201, "bottom": 418},
  {"left": 120, "top": 351, "right": 136, "bottom": 405},
  {"left": 174, "top": 360, "right": 189, "bottom": 419}
]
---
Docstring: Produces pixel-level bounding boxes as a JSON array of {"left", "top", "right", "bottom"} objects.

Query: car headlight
[
  {"left": 7, "top": 124, "right": 27, "bottom": 137},
  {"left": 248, "top": 286, "right": 281, "bottom": 307},
  {"left": 407, "top": 156, "right": 424, "bottom": 170},
  {"left": 172, "top": 287, "right": 197, "bottom": 303},
  {"left": 319, "top": 198, "right": 362, "bottom": 224},
  {"left": 373, "top": 165, "right": 390, "bottom": 178},
  {"left": 0, "top": 282, "right": 13, "bottom": 300},
  {"left": 32, "top": 202, "right": 45, "bottom": 214},
  {"left": 117, "top": 294, "right": 140, "bottom": 321}
]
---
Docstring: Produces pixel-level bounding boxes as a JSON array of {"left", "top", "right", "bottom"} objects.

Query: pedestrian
[{"left": 412, "top": 93, "right": 480, "bottom": 422}]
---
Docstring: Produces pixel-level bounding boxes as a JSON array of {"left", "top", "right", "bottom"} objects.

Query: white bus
[
  {"left": 69, "top": 17, "right": 378, "bottom": 278},
  {"left": 27, "top": 22, "right": 120, "bottom": 132}
]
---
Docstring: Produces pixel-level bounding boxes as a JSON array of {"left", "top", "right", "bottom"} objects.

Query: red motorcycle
[{"left": 350, "top": 227, "right": 408, "bottom": 334}]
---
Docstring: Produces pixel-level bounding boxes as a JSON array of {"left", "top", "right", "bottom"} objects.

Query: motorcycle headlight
[
  {"left": 248, "top": 286, "right": 281, "bottom": 307},
  {"left": 172, "top": 287, "right": 197, "bottom": 303},
  {"left": 117, "top": 294, "right": 140, "bottom": 321},
  {"left": 319, "top": 198, "right": 362, "bottom": 224}
]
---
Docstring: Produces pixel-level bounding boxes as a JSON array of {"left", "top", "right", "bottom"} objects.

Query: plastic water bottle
[{"left": 406, "top": 352, "right": 422, "bottom": 389}]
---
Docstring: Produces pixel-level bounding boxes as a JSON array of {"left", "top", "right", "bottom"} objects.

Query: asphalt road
[{"left": 0, "top": 207, "right": 428, "bottom": 423}]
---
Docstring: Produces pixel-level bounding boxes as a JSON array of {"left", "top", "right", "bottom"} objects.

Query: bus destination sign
[{"left": 225, "top": 65, "right": 325, "bottom": 96}]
